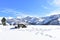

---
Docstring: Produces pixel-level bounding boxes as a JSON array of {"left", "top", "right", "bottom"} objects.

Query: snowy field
[{"left": 0, "top": 25, "right": 60, "bottom": 40}]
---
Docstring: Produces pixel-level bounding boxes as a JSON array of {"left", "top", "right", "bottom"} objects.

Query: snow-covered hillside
[{"left": 0, "top": 25, "right": 60, "bottom": 40}]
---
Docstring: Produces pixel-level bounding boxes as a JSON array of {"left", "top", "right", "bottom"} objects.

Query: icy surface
[{"left": 0, "top": 25, "right": 60, "bottom": 40}]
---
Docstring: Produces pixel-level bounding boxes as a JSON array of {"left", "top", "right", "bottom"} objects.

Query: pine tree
[{"left": 1, "top": 17, "right": 6, "bottom": 26}]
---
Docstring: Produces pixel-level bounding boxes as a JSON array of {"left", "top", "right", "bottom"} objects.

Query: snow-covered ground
[{"left": 0, "top": 25, "right": 60, "bottom": 40}]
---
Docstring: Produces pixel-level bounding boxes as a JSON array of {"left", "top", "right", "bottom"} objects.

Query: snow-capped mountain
[
  {"left": 6, "top": 16, "right": 44, "bottom": 25},
  {"left": 41, "top": 14, "right": 60, "bottom": 25},
  {"left": 6, "top": 14, "right": 60, "bottom": 25}
]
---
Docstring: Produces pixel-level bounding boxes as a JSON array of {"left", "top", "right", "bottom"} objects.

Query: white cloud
[
  {"left": 53, "top": 0, "right": 60, "bottom": 5},
  {"left": 44, "top": 6, "right": 49, "bottom": 9},
  {"left": 50, "top": 0, "right": 60, "bottom": 7},
  {"left": 46, "top": 10, "right": 60, "bottom": 16},
  {"left": 47, "top": 0, "right": 60, "bottom": 7},
  {"left": 0, "top": 8, "right": 40, "bottom": 18},
  {"left": 0, "top": 9, "right": 22, "bottom": 15},
  {"left": 0, "top": 8, "right": 29, "bottom": 17},
  {"left": 41, "top": 5, "right": 49, "bottom": 9},
  {"left": 45, "top": 0, "right": 60, "bottom": 17}
]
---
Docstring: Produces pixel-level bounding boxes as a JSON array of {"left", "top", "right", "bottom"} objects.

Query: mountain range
[{"left": 6, "top": 14, "right": 60, "bottom": 25}]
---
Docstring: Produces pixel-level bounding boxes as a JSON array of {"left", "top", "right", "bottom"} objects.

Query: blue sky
[{"left": 0, "top": 0, "right": 60, "bottom": 17}]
